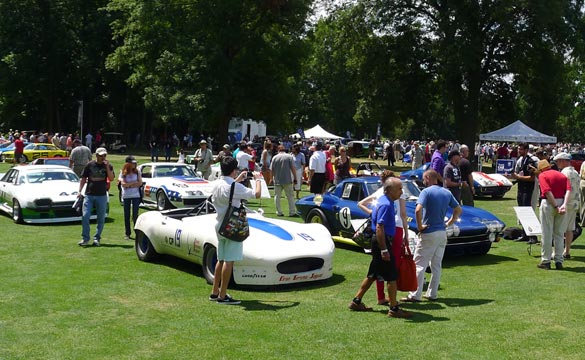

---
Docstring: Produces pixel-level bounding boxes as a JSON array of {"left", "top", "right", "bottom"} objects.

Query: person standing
[
  {"left": 149, "top": 136, "right": 159, "bottom": 162},
  {"left": 308, "top": 143, "right": 326, "bottom": 195},
  {"left": 334, "top": 146, "right": 351, "bottom": 185},
  {"left": 69, "top": 139, "right": 93, "bottom": 177},
  {"left": 261, "top": 141, "right": 273, "bottom": 185},
  {"left": 271, "top": 145, "right": 298, "bottom": 217},
  {"left": 402, "top": 169, "right": 461, "bottom": 302},
  {"left": 443, "top": 150, "right": 462, "bottom": 203},
  {"left": 430, "top": 141, "right": 447, "bottom": 185},
  {"left": 194, "top": 140, "right": 213, "bottom": 179},
  {"left": 119, "top": 156, "right": 143, "bottom": 240},
  {"left": 85, "top": 132, "right": 93, "bottom": 150},
  {"left": 553, "top": 153, "right": 579, "bottom": 259},
  {"left": 536, "top": 160, "right": 571, "bottom": 270},
  {"left": 510, "top": 143, "right": 538, "bottom": 243},
  {"left": 409, "top": 141, "right": 424, "bottom": 170},
  {"left": 164, "top": 139, "right": 172, "bottom": 161},
  {"left": 348, "top": 178, "right": 412, "bottom": 318},
  {"left": 210, "top": 157, "right": 262, "bottom": 304},
  {"left": 292, "top": 144, "right": 306, "bottom": 199},
  {"left": 13, "top": 133, "right": 24, "bottom": 164},
  {"left": 235, "top": 143, "right": 254, "bottom": 170},
  {"left": 77, "top": 147, "right": 115, "bottom": 247},
  {"left": 458, "top": 145, "right": 475, "bottom": 207},
  {"left": 580, "top": 160, "right": 585, "bottom": 227}
]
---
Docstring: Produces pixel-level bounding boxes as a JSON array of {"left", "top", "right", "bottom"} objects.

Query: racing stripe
[
  {"left": 477, "top": 172, "right": 503, "bottom": 186},
  {"left": 249, "top": 218, "right": 293, "bottom": 241}
]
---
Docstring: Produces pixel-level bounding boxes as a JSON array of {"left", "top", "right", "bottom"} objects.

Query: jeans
[
  {"left": 123, "top": 197, "right": 141, "bottom": 237},
  {"left": 82, "top": 194, "right": 108, "bottom": 241}
]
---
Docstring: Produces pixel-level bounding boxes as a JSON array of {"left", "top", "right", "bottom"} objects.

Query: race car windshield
[
  {"left": 25, "top": 171, "right": 79, "bottom": 183},
  {"left": 155, "top": 165, "right": 196, "bottom": 177}
]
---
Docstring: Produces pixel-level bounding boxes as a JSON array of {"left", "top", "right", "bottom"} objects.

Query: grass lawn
[{"left": 1, "top": 155, "right": 584, "bottom": 359}]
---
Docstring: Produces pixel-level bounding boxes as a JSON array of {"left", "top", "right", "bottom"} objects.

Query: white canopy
[
  {"left": 479, "top": 120, "right": 556, "bottom": 143},
  {"left": 302, "top": 124, "right": 341, "bottom": 139}
]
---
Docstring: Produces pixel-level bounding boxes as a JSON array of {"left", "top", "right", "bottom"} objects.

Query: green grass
[{"left": 1, "top": 156, "right": 584, "bottom": 359}]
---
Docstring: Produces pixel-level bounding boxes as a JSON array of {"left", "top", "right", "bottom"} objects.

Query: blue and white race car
[
  {"left": 134, "top": 201, "right": 335, "bottom": 286},
  {"left": 295, "top": 177, "right": 505, "bottom": 256},
  {"left": 138, "top": 162, "right": 216, "bottom": 210}
]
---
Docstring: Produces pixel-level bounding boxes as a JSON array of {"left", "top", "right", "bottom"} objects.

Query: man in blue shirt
[
  {"left": 349, "top": 178, "right": 412, "bottom": 318},
  {"left": 402, "top": 169, "right": 462, "bottom": 302}
]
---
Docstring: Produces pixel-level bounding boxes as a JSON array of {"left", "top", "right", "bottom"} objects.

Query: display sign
[
  {"left": 513, "top": 206, "right": 541, "bottom": 236},
  {"left": 496, "top": 159, "right": 515, "bottom": 174}
]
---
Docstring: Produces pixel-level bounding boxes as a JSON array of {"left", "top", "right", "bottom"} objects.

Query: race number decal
[{"left": 338, "top": 207, "right": 352, "bottom": 229}]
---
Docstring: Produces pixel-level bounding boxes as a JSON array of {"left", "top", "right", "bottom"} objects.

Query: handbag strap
[
  {"left": 227, "top": 181, "right": 236, "bottom": 204},
  {"left": 402, "top": 241, "right": 412, "bottom": 256}
]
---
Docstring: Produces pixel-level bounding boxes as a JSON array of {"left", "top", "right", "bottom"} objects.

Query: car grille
[
  {"left": 183, "top": 198, "right": 206, "bottom": 206},
  {"left": 277, "top": 258, "right": 324, "bottom": 274}
]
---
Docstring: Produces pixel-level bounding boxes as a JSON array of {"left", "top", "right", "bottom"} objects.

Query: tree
[{"left": 107, "top": 0, "right": 312, "bottom": 142}]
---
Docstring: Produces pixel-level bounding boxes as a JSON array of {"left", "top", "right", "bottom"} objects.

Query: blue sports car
[{"left": 295, "top": 177, "right": 505, "bottom": 256}]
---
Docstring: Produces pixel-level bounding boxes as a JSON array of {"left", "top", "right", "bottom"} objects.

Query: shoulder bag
[{"left": 218, "top": 182, "right": 249, "bottom": 242}]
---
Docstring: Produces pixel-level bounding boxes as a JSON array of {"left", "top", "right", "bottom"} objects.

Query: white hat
[
  {"left": 96, "top": 147, "right": 108, "bottom": 156},
  {"left": 553, "top": 152, "right": 571, "bottom": 161}
]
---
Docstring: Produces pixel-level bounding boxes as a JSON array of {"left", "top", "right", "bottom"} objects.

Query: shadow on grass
[
  {"left": 98, "top": 243, "right": 134, "bottom": 249},
  {"left": 443, "top": 253, "right": 518, "bottom": 268},
  {"left": 239, "top": 299, "right": 300, "bottom": 311},
  {"left": 374, "top": 308, "right": 449, "bottom": 323},
  {"left": 147, "top": 254, "right": 346, "bottom": 291}
]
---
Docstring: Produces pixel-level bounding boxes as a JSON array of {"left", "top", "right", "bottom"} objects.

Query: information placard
[
  {"left": 513, "top": 206, "right": 541, "bottom": 236},
  {"left": 496, "top": 159, "right": 515, "bottom": 174}
]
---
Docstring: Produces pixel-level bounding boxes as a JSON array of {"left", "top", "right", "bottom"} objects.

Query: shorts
[
  {"left": 367, "top": 236, "right": 398, "bottom": 282},
  {"left": 217, "top": 235, "right": 243, "bottom": 262},
  {"left": 565, "top": 208, "right": 577, "bottom": 232},
  {"left": 310, "top": 172, "right": 325, "bottom": 194}
]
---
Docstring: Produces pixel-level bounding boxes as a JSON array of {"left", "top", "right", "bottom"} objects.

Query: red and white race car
[{"left": 472, "top": 172, "right": 513, "bottom": 198}]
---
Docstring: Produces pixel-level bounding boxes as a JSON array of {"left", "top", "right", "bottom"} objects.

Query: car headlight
[{"left": 185, "top": 190, "right": 204, "bottom": 196}]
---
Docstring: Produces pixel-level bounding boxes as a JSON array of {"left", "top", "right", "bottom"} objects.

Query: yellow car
[{"left": 3, "top": 143, "right": 67, "bottom": 163}]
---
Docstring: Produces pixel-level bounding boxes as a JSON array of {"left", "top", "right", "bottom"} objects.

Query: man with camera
[{"left": 194, "top": 140, "right": 213, "bottom": 179}]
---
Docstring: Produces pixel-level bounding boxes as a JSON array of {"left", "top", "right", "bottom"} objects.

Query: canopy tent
[
  {"left": 302, "top": 125, "right": 341, "bottom": 139},
  {"left": 479, "top": 120, "right": 557, "bottom": 143}
]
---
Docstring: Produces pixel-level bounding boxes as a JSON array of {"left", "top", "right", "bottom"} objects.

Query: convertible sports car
[
  {"left": 0, "top": 165, "right": 100, "bottom": 223},
  {"left": 400, "top": 162, "right": 513, "bottom": 198},
  {"left": 295, "top": 177, "right": 505, "bottom": 256},
  {"left": 2, "top": 143, "right": 67, "bottom": 163},
  {"left": 138, "top": 162, "right": 216, "bottom": 210},
  {"left": 134, "top": 201, "right": 335, "bottom": 286}
]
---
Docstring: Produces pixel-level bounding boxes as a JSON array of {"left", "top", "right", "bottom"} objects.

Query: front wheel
[
  {"left": 13, "top": 199, "right": 23, "bottom": 224},
  {"left": 306, "top": 208, "right": 330, "bottom": 230},
  {"left": 135, "top": 231, "right": 159, "bottom": 261},
  {"left": 156, "top": 191, "right": 170, "bottom": 211}
]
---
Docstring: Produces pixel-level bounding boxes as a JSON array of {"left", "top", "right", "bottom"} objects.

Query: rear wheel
[
  {"left": 156, "top": 191, "right": 170, "bottom": 211},
  {"left": 306, "top": 208, "right": 330, "bottom": 230},
  {"left": 12, "top": 200, "right": 23, "bottom": 224},
  {"left": 135, "top": 231, "right": 159, "bottom": 261},
  {"left": 202, "top": 245, "right": 218, "bottom": 284}
]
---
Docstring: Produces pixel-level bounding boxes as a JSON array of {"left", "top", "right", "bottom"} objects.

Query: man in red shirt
[
  {"left": 536, "top": 160, "right": 571, "bottom": 270},
  {"left": 13, "top": 133, "right": 25, "bottom": 164}
]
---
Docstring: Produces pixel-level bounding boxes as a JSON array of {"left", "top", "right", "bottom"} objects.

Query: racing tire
[
  {"left": 306, "top": 208, "right": 330, "bottom": 230},
  {"left": 135, "top": 231, "right": 159, "bottom": 261},
  {"left": 12, "top": 199, "right": 23, "bottom": 224},
  {"left": 202, "top": 245, "right": 218, "bottom": 285},
  {"left": 156, "top": 190, "right": 171, "bottom": 211}
]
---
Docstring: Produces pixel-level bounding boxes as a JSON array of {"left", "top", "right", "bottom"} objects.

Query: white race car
[
  {"left": 0, "top": 165, "right": 100, "bottom": 224},
  {"left": 134, "top": 201, "right": 335, "bottom": 286},
  {"left": 138, "top": 162, "right": 216, "bottom": 210},
  {"left": 472, "top": 171, "right": 513, "bottom": 198}
]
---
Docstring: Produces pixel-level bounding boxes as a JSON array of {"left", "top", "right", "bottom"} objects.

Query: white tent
[
  {"left": 479, "top": 120, "right": 557, "bottom": 143},
  {"left": 302, "top": 124, "right": 341, "bottom": 139}
]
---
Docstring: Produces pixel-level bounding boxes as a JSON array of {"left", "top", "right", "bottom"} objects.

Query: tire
[
  {"left": 202, "top": 245, "right": 218, "bottom": 284},
  {"left": 13, "top": 199, "right": 23, "bottom": 224},
  {"left": 306, "top": 208, "right": 330, "bottom": 230},
  {"left": 135, "top": 231, "right": 159, "bottom": 261},
  {"left": 156, "top": 190, "right": 171, "bottom": 211}
]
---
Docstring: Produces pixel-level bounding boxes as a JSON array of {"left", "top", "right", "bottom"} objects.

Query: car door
[
  {"left": 330, "top": 181, "right": 370, "bottom": 233},
  {"left": 0, "top": 169, "right": 19, "bottom": 208},
  {"left": 140, "top": 165, "right": 155, "bottom": 204}
]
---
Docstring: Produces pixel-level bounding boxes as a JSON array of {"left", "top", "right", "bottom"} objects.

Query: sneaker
[
  {"left": 209, "top": 294, "right": 219, "bottom": 301},
  {"left": 537, "top": 262, "right": 551, "bottom": 270},
  {"left": 78, "top": 240, "right": 90, "bottom": 246},
  {"left": 400, "top": 296, "right": 421, "bottom": 303},
  {"left": 217, "top": 295, "right": 241, "bottom": 305},
  {"left": 555, "top": 262, "right": 563, "bottom": 270},
  {"left": 93, "top": 240, "right": 100, "bottom": 247},
  {"left": 563, "top": 253, "right": 571, "bottom": 260},
  {"left": 388, "top": 308, "right": 413, "bottom": 318},
  {"left": 124, "top": 235, "right": 130, "bottom": 240},
  {"left": 348, "top": 301, "right": 373, "bottom": 311},
  {"left": 277, "top": 213, "right": 284, "bottom": 217}
]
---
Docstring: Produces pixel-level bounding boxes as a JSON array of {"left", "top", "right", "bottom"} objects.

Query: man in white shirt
[
  {"left": 236, "top": 144, "right": 254, "bottom": 170},
  {"left": 308, "top": 143, "right": 327, "bottom": 195}
]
